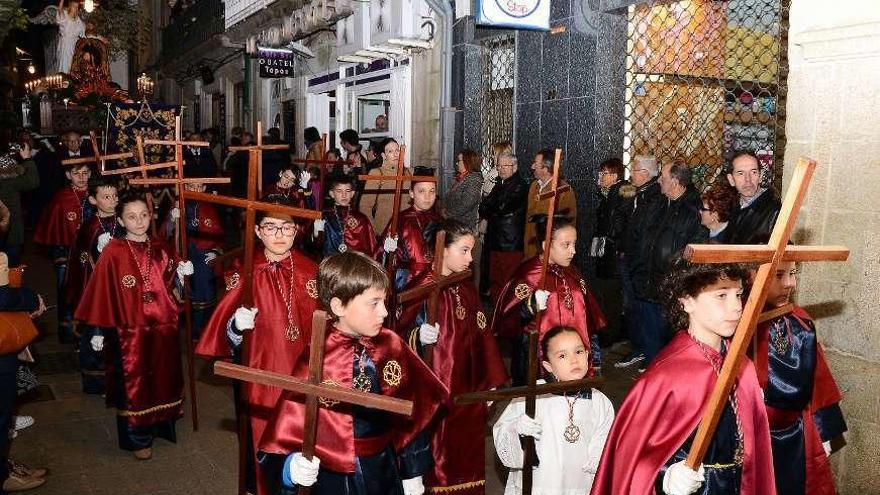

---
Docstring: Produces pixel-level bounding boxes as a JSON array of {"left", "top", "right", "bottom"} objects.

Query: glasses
[
  {"left": 631, "top": 168, "right": 648, "bottom": 174},
  {"left": 699, "top": 206, "right": 712, "bottom": 212},
  {"left": 498, "top": 163, "right": 516, "bottom": 169},
  {"left": 259, "top": 223, "right": 297, "bottom": 236}
]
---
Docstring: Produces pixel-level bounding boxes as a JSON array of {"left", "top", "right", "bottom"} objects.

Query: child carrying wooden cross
[{"left": 258, "top": 251, "right": 447, "bottom": 495}]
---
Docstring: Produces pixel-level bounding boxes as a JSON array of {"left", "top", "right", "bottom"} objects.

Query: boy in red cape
[
  {"left": 754, "top": 259, "right": 846, "bottom": 495},
  {"left": 65, "top": 177, "right": 121, "bottom": 394},
  {"left": 397, "top": 220, "right": 508, "bottom": 494},
  {"left": 196, "top": 201, "right": 318, "bottom": 495},
  {"left": 258, "top": 251, "right": 447, "bottom": 495},
  {"left": 591, "top": 259, "right": 776, "bottom": 495},
  {"left": 34, "top": 162, "right": 94, "bottom": 343},
  {"left": 311, "top": 173, "right": 378, "bottom": 257}
]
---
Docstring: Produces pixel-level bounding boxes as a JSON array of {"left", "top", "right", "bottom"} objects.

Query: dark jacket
[
  {"left": 183, "top": 148, "right": 218, "bottom": 178},
  {"left": 595, "top": 180, "right": 634, "bottom": 278},
  {"left": 0, "top": 159, "right": 39, "bottom": 246},
  {"left": 633, "top": 186, "right": 708, "bottom": 300},
  {"left": 444, "top": 171, "right": 484, "bottom": 229},
  {"left": 479, "top": 173, "right": 528, "bottom": 252},
  {"left": 725, "top": 189, "right": 781, "bottom": 244},
  {"left": 622, "top": 177, "right": 662, "bottom": 257}
]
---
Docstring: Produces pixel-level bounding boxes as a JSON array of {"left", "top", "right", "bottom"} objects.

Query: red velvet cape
[
  {"left": 259, "top": 327, "right": 449, "bottom": 474},
  {"left": 33, "top": 186, "right": 89, "bottom": 247},
  {"left": 159, "top": 201, "right": 224, "bottom": 252},
  {"left": 377, "top": 206, "right": 442, "bottom": 273},
  {"left": 755, "top": 306, "right": 841, "bottom": 495},
  {"left": 590, "top": 332, "right": 776, "bottom": 495},
  {"left": 73, "top": 238, "right": 184, "bottom": 427},
  {"left": 64, "top": 215, "right": 120, "bottom": 308},
  {"left": 491, "top": 256, "right": 606, "bottom": 360},
  {"left": 398, "top": 272, "right": 509, "bottom": 492},
  {"left": 319, "top": 205, "right": 379, "bottom": 255}
]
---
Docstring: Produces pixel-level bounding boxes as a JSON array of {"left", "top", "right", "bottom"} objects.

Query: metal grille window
[
  {"left": 479, "top": 35, "right": 516, "bottom": 193},
  {"left": 623, "top": 0, "right": 789, "bottom": 191}
]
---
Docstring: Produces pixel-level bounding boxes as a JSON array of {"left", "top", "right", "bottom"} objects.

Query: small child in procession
[{"left": 493, "top": 326, "right": 614, "bottom": 495}]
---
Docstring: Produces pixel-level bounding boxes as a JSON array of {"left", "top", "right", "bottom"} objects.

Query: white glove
[
  {"left": 823, "top": 440, "right": 832, "bottom": 457},
  {"left": 288, "top": 453, "right": 320, "bottom": 487},
  {"left": 662, "top": 461, "right": 705, "bottom": 495},
  {"left": 170, "top": 207, "right": 180, "bottom": 220},
  {"left": 96, "top": 233, "right": 111, "bottom": 253},
  {"left": 314, "top": 219, "right": 325, "bottom": 233},
  {"left": 299, "top": 171, "right": 311, "bottom": 189},
  {"left": 204, "top": 251, "right": 217, "bottom": 264},
  {"left": 419, "top": 322, "right": 439, "bottom": 346},
  {"left": 383, "top": 236, "right": 398, "bottom": 252},
  {"left": 402, "top": 476, "right": 425, "bottom": 495},
  {"left": 90, "top": 335, "right": 104, "bottom": 352},
  {"left": 234, "top": 307, "right": 258, "bottom": 331},
  {"left": 176, "top": 260, "right": 194, "bottom": 280},
  {"left": 534, "top": 289, "right": 550, "bottom": 311},
  {"left": 514, "top": 414, "right": 542, "bottom": 440}
]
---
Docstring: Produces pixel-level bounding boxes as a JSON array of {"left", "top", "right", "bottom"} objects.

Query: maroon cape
[
  {"left": 195, "top": 249, "right": 318, "bottom": 494},
  {"left": 398, "top": 272, "right": 509, "bottom": 493},
  {"left": 74, "top": 238, "right": 184, "bottom": 427},
  {"left": 259, "top": 327, "right": 449, "bottom": 474},
  {"left": 755, "top": 306, "right": 841, "bottom": 495},
  {"left": 590, "top": 332, "right": 776, "bottom": 495},
  {"left": 316, "top": 205, "right": 379, "bottom": 255},
  {"left": 491, "top": 257, "right": 606, "bottom": 364},
  {"left": 34, "top": 186, "right": 89, "bottom": 247},
  {"left": 263, "top": 184, "right": 308, "bottom": 209},
  {"left": 377, "top": 206, "right": 442, "bottom": 278},
  {"left": 159, "top": 201, "right": 224, "bottom": 252},
  {"left": 64, "top": 215, "right": 120, "bottom": 308}
]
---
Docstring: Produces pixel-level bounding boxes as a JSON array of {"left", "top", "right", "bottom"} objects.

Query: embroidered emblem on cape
[
  {"left": 383, "top": 361, "right": 402, "bottom": 387},
  {"left": 352, "top": 371, "right": 372, "bottom": 392},
  {"left": 79, "top": 251, "right": 89, "bottom": 264},
  {"left": 514, "top": 283, "right": 532, "bottom": 300},
  {"left": 284, "top": 325, "right": 300, "bottom": 342},
  {"left": 121, "top": 274, "right": 137, "bottom": 289},
  {"left": 204, "top": 218, "right": 213, "bottom": 227},
  {"left": 318, "top": 380, "right": 340, "bottom": 408},
  {"left": 476, "top": 311, "right": 487, "bottom": 330},
  {"left": 225, "top": 273, "right": 240, "bottom": 291},
  {"left": 455, "top": 305, "right": 467, "bottom": 320},
  {"left": 579, "top": 278, "right": 587, "bottom": 294},
  {"left": 66, "top": 211, "right": 77, "bottom": 221},
  {"left": 305, "top": 279, "right": 318, "bottom": 298},
  {"left": 345, "top": 216, "right": 359, "bottom": 229}
]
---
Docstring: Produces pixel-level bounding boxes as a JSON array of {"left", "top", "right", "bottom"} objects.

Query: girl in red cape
[
  {"left": 75, "top": 193, "right": 193, "bottom": 460},
  {"left": 397, "top": 219, "right": 509, "bottom": 494},
  {"left": 590, "top": 259, "right": 776, "bottom": 495},
  {"left": 491, "top": 216, "right": 606, "bottom": 385}
]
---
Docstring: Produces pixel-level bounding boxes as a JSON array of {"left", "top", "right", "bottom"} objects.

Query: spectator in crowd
[
  {"left": 338, "top": 129, "right": 366, "bottom": 208},
  {"left": 481, "top": 141, "right": 511, "bottom": 197},
  {"left": 19, "top": 130, "right": 59, "bottom": 231},
  {"left": 183, "top": 131, "right": 218, "bottom": 178},
  {"left": 478, "top": 151, "right": 528, "bottom": 300},
  {"left": 364, "top": 139, "right": 382, "bottom": 171},
  {"left": 303, "top": 127, "right": 323, "bottom": 163},
  {"left": 524, "top": 149, "right": 577, "bottom": 258},
  {"left": 631, "top": 161, "right": 707, "bottom": 370},
  {"left": 700, "top": 183, "right": 739, "bottom": 243},
  {"left": 261, "top": 127, "right": 288, "bottom": 191},
  {"left": 614, "top": 155, "right": 661, "bottom": 370},
  {"left": 591, "top": 157, "right": 633, "bottom": 343},
  {"left": 0, "top": 144, "right": 40, "bottom": 266},
  {"left": 724, "top": 150, "right": 781, "bottom": 243},
  {"left": 360, "top": 138, "right": 402, "bottom": 232},
  {"left": 443, "top": 149, "right": 483, "bottom": 229},
  {"left": 338, "top": 129, "right": 364, "bottom": 164},
  {"left": 225, "top": 131, "right": 253, "bottom": 197}
]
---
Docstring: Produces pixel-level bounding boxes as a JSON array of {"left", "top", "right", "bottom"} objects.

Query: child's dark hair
[
  {"left": 660, "top": 255, "right": 750, "bottom": 330},
  {"left": 541, "top": 326, "right": 583, "bottom": 359},
  {"left": 115, "top": 191, "right": 148, "bottom": 218},
  {"left": 327, "top": 173, "right": 355, "bottom": 191},
  {"left": 88, "top": 177, "right": 118, "bottom": 197},
  {"left": 434, "top": 218, "right": 476, "bottom": 248},
  {"left": 318, "top": 251, "right": 390, "bottom": 315},
  {"left": 535, "top": 215, "right": 576, "bottom": 248},
  {"left": 257, "top": 195, "right": 295, "bottom": 223}
]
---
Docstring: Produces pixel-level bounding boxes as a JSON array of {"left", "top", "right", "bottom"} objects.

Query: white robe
[
  {"left": 56, "top": 9, "right": 85, "bottom": 74},
  {"left": 493, "top": 382, "right": 614, "bottom": 495}
]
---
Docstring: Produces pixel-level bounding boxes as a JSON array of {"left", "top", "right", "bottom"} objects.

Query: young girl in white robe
[{"left": 493, "top": 326, "right": 614, "bottom": 495}]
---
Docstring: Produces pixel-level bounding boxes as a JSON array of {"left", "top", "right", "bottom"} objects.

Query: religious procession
[{"left": 0, "top": 0, "right": 874, "bottom": 494}]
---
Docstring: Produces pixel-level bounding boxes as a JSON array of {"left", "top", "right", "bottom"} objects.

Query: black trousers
[{"left": 0, "top": 353, "right": 20, "bottom": 494}]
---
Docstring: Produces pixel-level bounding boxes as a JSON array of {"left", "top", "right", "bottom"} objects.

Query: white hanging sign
[{"left": 476, "top": 0, "right": 549, "bottom": 30}]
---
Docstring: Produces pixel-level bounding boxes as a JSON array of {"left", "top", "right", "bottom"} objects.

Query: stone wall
[{"left": 783, "top": 1, "right": 880, "bottom": 492}]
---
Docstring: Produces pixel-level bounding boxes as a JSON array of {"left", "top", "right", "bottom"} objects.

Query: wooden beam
[
  {"left": 454, "top": 377, "right": 605, "bottom": 405},
  {"left": 684, "top": 244, "right": 850, "bottom": 264}
]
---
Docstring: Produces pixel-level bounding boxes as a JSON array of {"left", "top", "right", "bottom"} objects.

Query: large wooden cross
[
  {"left": 59, "top": 131, "right": 134, "bottom": 172},
  {"left": 228, "top": 121, "right": 290, "bottom": 198},
  {"left": 213, "top": 310, "right": 414, "bottom": 495},
  {"left": 682, "top": 157, "right": 849, "bottom": 469},
  {"left": 128, "top": 119, "right": 231, "bottom": 431},
  {"left": 396, "top": 230, "right": 473, "bottom": 367}
]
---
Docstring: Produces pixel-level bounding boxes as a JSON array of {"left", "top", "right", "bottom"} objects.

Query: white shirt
[{"left": 493, "top": 381, "right": 615, "bottom": 495}]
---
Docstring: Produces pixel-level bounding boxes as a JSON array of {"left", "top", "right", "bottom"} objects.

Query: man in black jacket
[
  {"left": 479, "top": 151, "right": 528, "bottom": 299},
  {"left": 724, "top": 150, "right": 781, "bottom": 244},
  {"left": 614, "top": 155, "right": 661, "bottom": 369},
  {"left": 632, "top": 162, "right": 708, "bottom": 369}
]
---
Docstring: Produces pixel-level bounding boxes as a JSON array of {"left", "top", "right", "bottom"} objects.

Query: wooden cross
[
  {"left": 127, "top": 118, "right": 231, "bottom": 431},
  {"left": 228, "top": 121, "right": 290, "bottom": 198},
  {"left": 59, "top": 131, "right": 132, "bottom": 172},
  {"left": 213, "top": 310, "right": 414, "bottom": 495},
  {"left": 681, "top": 157, "right": 849, "bottom": 470},
  {"left": 396, "top": 230, "right": 473, "bottom": 367}
]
